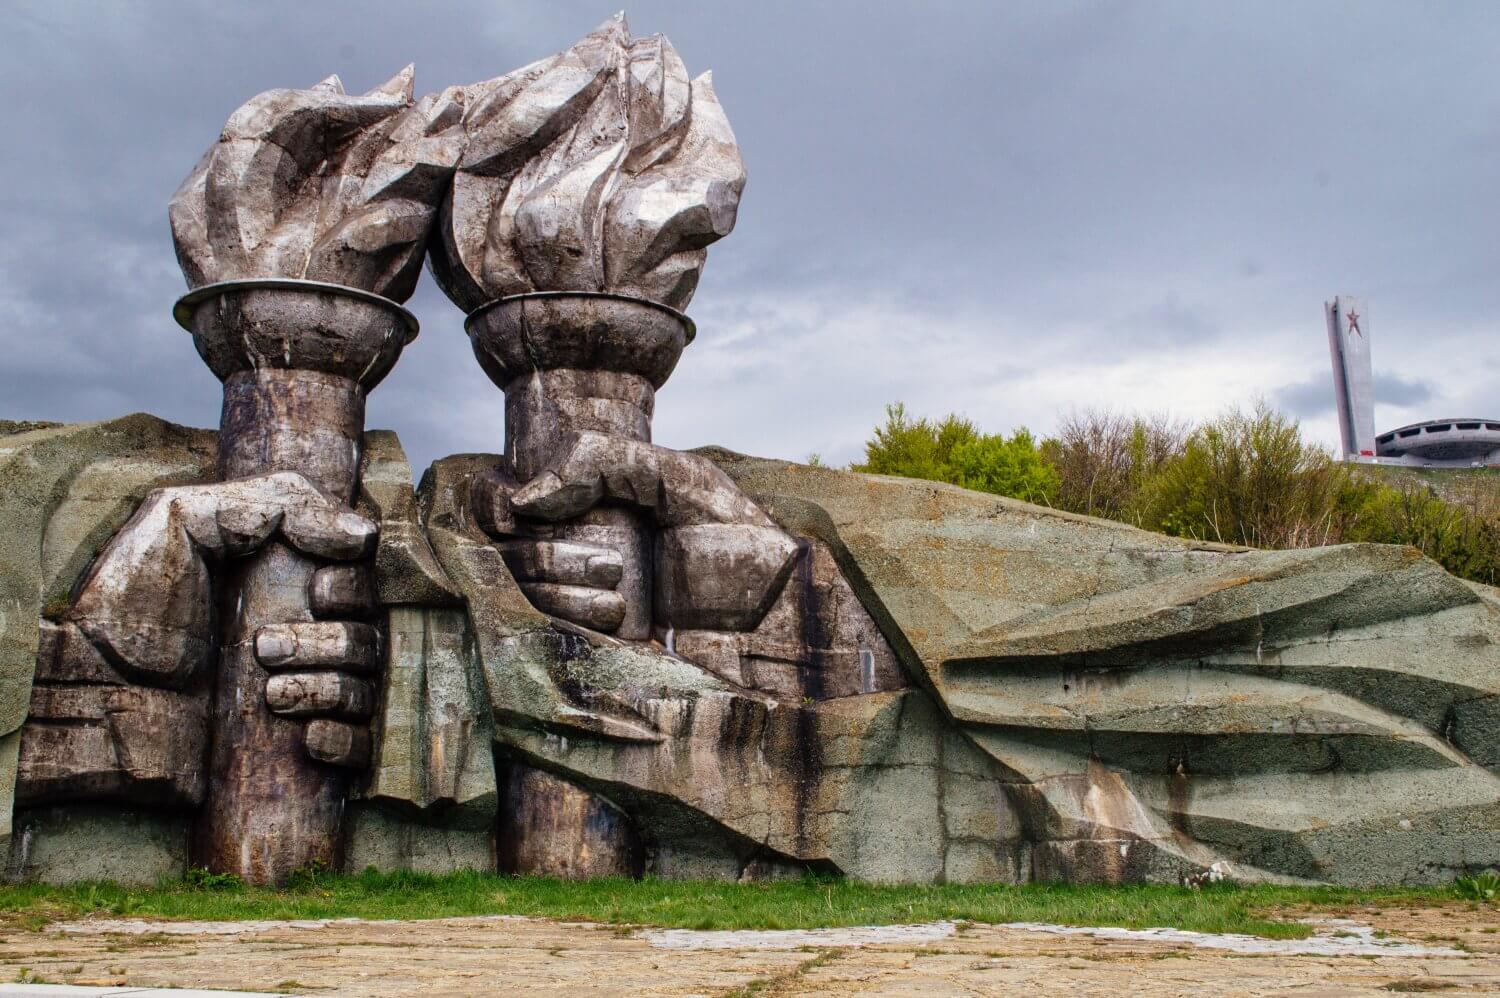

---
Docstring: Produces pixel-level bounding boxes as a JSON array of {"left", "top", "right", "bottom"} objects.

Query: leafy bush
[
  {"left": 1043, "top": 409, "right": 1187, "bottom": 521},
  {"left": 183, "top": 867, "right": 244, "bottom": 891},
  {"left": 852, "top": 400, "right": 1500, "bottom": 586},
  {"left": 1345, "top": 480, "right": 1500, "bottom": 586},
  {"left": 1130, "top": 403, "right": 1352, "bottom": 548},
  {"left": 1455, "top": 872, "right": 1500, "bottom": 903},
  {"left": 854, "top": 403, "right": 1059, "bottom": 505}
]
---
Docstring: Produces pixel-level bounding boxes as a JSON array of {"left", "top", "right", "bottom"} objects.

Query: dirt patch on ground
[{"left": 2, "top": 902, "right": 1498, "bottom": 995}]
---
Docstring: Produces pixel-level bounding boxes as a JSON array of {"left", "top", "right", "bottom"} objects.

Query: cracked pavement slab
[{"left": 4, "top": 903, "right": 1500, "bottom": 996}]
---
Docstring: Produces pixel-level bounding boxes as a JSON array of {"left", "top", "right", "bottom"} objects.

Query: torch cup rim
[
  {"left": 172, "top": 278, "right": 420, "bottom": 342},
  {"left": 465, "top": 291, "right": 696, "bottom": 345}
]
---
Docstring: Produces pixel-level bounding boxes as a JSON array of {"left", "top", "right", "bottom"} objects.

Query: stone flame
[
  {"left": 430, "top": 14, "right": 746, "bottom": 312},
  {"left": 169, "top": 68, "right": 465, "bottom": 302}
]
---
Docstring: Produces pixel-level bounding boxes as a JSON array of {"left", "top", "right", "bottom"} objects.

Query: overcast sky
[{"left": 4, "top": 1, "right": 1498, "bottom": 471}]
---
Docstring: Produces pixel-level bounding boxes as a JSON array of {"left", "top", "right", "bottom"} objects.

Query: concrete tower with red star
[
  {"left": 1325, "top": 295, "right": 1377, "bottom": 459},
  {"left": 1325, "top": 296, "right": 1500, "bottom": 466}
]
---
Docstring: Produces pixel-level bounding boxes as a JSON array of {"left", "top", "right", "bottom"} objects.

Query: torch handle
[
  {"left": 550, "top": 506, "right": 654, "bottom": 641},
  {"left": 195, "top": 369, "right": 366, "bottom": 883},
  {"left": 505, "top": 369, "right": 656, "bottom": 641}
]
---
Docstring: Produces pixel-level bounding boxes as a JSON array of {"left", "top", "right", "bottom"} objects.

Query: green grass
[{"left": 0, "top": 869, "right": 1458, "bottom": 938}]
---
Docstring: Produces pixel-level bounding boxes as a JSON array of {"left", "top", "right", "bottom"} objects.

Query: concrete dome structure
[
  {"left": 1376, "top": 418, "right": 1500, "bottom": 466},
  {"left": 1326, "top": 296, "right": 1499, "bottom": 468}
]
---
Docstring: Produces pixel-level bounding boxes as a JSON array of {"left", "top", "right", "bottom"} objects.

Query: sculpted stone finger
[
  {"left": 510, "top": 470, "right": 605, "bottom": 522},
  {"left": 506, "top": 432, "right": 772, "bottom": 528},
  {"left": 471, "top": 465, "right": 519, "bottom": 538},
  {"left": 500, "top": 539, "right": 624, "bottom": 589},
  {"left": 265, "top": 672, "right": 373, "bottom": 719},
  {"left": 303, "top": 719, "right": 371, "bottom": 769},
  {"left": 309, "top": 564, "right": 376, "bottom": 618},
  {"left": 279, "top": 502, "right": 378, "bottom": 561},
  {"left": 254, "top": 622, "right": 381, "bottom": 673},
  {"left": 521, "top": 582, "right": 627, "bottom": 634},
  {"left": 212, "top": 499, "right": 283, "bottom": 555},
  {"left": 173, "top": 473, "right": 376, "bottom": 558}
]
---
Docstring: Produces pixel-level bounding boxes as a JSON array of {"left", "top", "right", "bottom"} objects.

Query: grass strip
[{"left": 0, "top": 870, "right": 1455, "bottom": 938}]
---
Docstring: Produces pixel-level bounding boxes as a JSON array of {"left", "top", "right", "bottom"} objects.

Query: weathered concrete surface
[
  {"left": 5, "top": 806, "right": 190, "bottom": 885},
  {"left": 356, "top": 431, "right": 459, "bottom": 608},
  {"left": 707, "top": 451, "right": 1500, "bottom": 884},
  {"left": 19, "top": 623, "right": 208, "bottom": 807},
  {"left": 498, "top": 763, "right": 642, "bottom": 877},
  {"left": 365, "top": 608, "right": 493, "bottom": 814},
  {"left": 1, "top": 420, "right": 446, "bottom": 880},
  {"left": 345, "top": 605, "right": 496, "bottom": 874},
  {"left": 671, "top": 535, "right": 907, "bottom": 700},
  {"left": 342, "top": 802, "right": 494, "bottom": 875},
  {"left": 351, "top": 433, "right": 495, "bottom": 872},
  {"left": 423, "top": 452, "right": 1028, "bottom": 882},
  {"left": 0, "top": 417, "right": 216, "bottom": 856},
  {"left": 4, "top": 906, "right": 1500, "bottom": 996},
  {"left": 10, "top": 421, "right": 1500, "bottom": 886}
]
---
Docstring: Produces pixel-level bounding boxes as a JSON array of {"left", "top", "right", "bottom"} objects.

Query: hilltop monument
[
  {"left": 1325, "top": 295, "right": 1500, "bottom": 467},
  {"left": 3, "top": 17, "right": 1500, "bottom": 887}
]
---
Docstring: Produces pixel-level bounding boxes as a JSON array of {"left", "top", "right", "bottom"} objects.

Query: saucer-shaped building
[
  {"left": 1375, "top": 418, "right": 1500, "bottom": 467},
  {"left": 1326, "top": 296, "right": 1499, "bottom": 468}
]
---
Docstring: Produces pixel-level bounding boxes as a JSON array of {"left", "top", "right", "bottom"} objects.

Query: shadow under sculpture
[{"left": 7, "top": 14, "right": 1500, "bottom": 887}]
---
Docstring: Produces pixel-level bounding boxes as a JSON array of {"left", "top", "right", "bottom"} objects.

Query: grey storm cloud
[
  {"left": 1274, "top": 376, "right": 1337, "bottom": 419},
  {"left": 1374, "top": 373, "right": 1436, "bottom": 408},
  {"left": 1112, "top": 295, "right": 1221, "bottom": 351},
  {"left": 1275, "top": 372, "right": 1434, "bottom": 420},
  {"left": 3, "top": 1, "right": 1500, "bottom": 472}
]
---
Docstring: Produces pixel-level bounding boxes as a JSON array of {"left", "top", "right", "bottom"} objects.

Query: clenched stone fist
[
  {"left": 69, "top": 471, "right": 380, "bottom": 766},
  {"left": 472, "top": 432, "right": 797, "bottom": 637}
]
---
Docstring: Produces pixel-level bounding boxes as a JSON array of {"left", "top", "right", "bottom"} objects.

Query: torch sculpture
[
  {"left": 432, "top": 16, "right": 791, "bottom": 645},
  {"left": 164, "top": 70, "right": 463, "bottom": 881}
]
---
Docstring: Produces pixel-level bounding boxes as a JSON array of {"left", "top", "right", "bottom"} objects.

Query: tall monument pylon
[{"left": 1325, "top": 295, "right": 1376, "bottom": 459}]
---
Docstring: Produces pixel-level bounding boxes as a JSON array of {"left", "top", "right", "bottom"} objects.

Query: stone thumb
[
  {"left": 280, "top": 496, "right": 379, "bottom": 560},
  {"left": 509, "top": 470, "right": 605, "bottom": 522}
]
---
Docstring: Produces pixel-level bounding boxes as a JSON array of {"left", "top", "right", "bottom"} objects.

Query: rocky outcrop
[
  {"left": 708, "top": 450, "right": 1500, "bottom": 885},
  {"left": 0, "top": 416, "right": 216, "bottom": 869}
]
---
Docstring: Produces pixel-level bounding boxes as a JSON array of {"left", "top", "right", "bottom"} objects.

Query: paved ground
[
  {"left": 0, "top": 987, "right": 285, "bottom": 997},
  {"left": 2, "top": 903, "right": 1499, "bottom": 995}
]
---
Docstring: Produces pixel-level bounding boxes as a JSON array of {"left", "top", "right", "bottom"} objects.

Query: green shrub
[
  {"left": 853, "top": 400, "right": 1500, "bottom": 587},
  {"left": 855, "top": 403, "right": 978, "bottom": 482},
  {"left": 183, "top": 867, "right": 244, "bottom": 891},
  {"left": 855, "top": 403, "right": 1058, "bottom": 505},
  {"left": 1043, "top": 410, "right": 1186, "bottom": 521},
  {"left": 1130, "top": 403, "right": 1349, "bottom": 548},
  {"left": 948, "top": 428, "right": 1060, "bottom": 504},
  {"left": 1455, "top": 872, "right": 1500, "bottom": 903}
]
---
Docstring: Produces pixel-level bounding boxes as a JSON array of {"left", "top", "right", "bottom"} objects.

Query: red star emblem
[{"left": 1346, "top": 310, "right": 1362, "bottom": 338}]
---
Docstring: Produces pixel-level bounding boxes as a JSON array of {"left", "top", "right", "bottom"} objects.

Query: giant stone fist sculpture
[
  {"left": 70, "top": 473, "right": 381, "bottom": 766},
  {"left": 155, "top": 67, "right": 451, "bottom": 882},
  {"left": 430, "top": 15, "right": 794, "bottom": 648}
]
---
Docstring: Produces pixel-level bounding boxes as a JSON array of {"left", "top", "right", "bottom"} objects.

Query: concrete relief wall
[{"left": 4, "top": 16, "right": 1500, "bottom": 887}]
